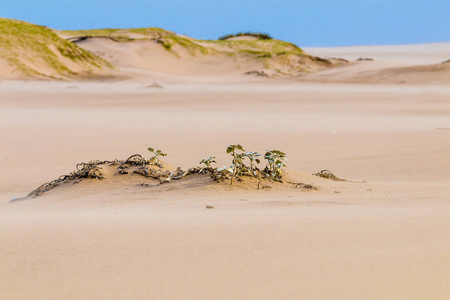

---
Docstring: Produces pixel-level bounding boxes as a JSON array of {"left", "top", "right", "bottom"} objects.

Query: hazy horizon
[{"left": 1, "top": 0, "right": 449, "bottom": 47}]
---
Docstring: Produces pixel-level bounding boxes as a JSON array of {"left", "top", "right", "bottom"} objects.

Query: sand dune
[
  {"left": 68, "top": 34, "right": 450, "bottom": 84},
  {"left": 1, "top": 17, "right": 448, "bottom": 85},
  {"left": 359, "top": 62, "right": 450, "bottom": 84},
  {"left": 0, "top": 18, "right": 343, "bottom": 80},
  {"left": 68, "top": 34, "right": 341, "bottom": 78},
  {"left": 305, "top": 42, "right": 450, "bottom": 65},
  {"left": 303, "top": 43, "right": 450, "bottom": 84},
  {"left": 0, "top": 18, "right": 113, "bottom": 80},
  {"left": 76, "top": 38, "right": 259, "bottom": 78},
  {"left": 300, "top": 60, "right": 450, "bottom": 84},
  {"left": 13, "top": 155, "right": 359, "bottom": 204}
]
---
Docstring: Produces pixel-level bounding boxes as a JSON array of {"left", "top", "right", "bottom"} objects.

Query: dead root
[
  {"left": 29, "top": 155, "right": 210, "bottom": 198},
  {"left": 125, "top": 154, "right": 147, "bottom": 166},
  {"left": 28, "top": 161, "right": 106, "bottom": 197},
  {"left": 257, "top": 180, "right": 272, "bottom": 190},
  {"left": 133, "top": 166, "right": 196, "bottom": 184},
  {"left": 313, "top": 170, "right": 364, "bottom": 183},
  {"left": 289, "top": 182, "right": 318, "bottom": 190}
]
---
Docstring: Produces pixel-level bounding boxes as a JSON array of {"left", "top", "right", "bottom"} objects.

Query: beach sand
[{"left": 0, "top": 43, "right": 449, "bottom": 299}]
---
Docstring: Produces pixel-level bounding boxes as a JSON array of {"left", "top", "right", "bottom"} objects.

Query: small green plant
[
  {"left": 243, "top": 151, "right": 261, "bottom": 174},
  {"left": 196, "top": 156, "right": 217, "bottom": 174},
  {"left": 227, "top": 144, "right": 248, "bottom": 184},
  {"left": 211, "top": 166, "right": 233, "bottom": 182},
  {"left": 148, "top": 147, "right": 167, "bottom": 168},
  {"left": 199, "top": 156, "right": 217, "bottom": 167},
  {"left": 264, "top": 150, "right": 287, "bottom": 182}
]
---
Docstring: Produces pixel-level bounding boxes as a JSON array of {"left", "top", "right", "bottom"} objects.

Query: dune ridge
[
  {"left": 1, "top": 18, "right": 346, "bottom": 80},
  {"left": 62, "top": 27, "right": 345, "bottom": 77},
  {"left": 1, "top": 17, "right": 448, "bottom": 84},
  {"left": 304, "top": 43, "right": 450, "bottom": 84}
]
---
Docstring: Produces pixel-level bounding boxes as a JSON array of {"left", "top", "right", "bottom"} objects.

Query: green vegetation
[
  {"left": 264, "top": 150, "right": 287, "bottom": 182},
  {"left": 148, "top": 147, "right": 167, "bottom": 168},
  {"left": 124, "top": 148, "right": 168, "bottom": 169},
  {"left": 0, "top": 18, "right": 112, "bottom": 78},
  {"left": 226, "top": 144, "right": 246, "bottom": 184},
  {"left": 212, "top": 145, "right": 285, "bottom": 184},
  {"left": 207, "top": 39, "right": 304, "bottom": 56},
  {"left": 218, "top": 32, "right": 273, "bottom": 40},
  {"left": 224, "top": 145, "right": 266, "bottom": 184},
  {"left": 245, "top": 151, "right": 262, "bottom": 174},
  {"left": 157, "top": 36, "right": 215, "bottom": 56},
  {"left": 130, "top": 144, "right": 287, "bottom": 185},
  {"left": 199, "top": 156, "right": 217, "bottom": 168}
]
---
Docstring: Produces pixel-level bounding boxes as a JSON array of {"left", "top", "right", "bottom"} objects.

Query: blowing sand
[{"left": 0, "top": 43, "right": 449, "bottom": 299}]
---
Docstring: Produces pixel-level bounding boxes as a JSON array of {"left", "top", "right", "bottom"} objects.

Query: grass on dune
[
  {"left": 206, "top": 39, "right": 305, "bottom": 56},
  {"left": 157, "top": 36, "right": 309, "bottom": 61},
  {"left": 0, "top": 18, "right": 112, "bottom": 78},
  {"left": 61, "top": 27, "right": 177, "bottom": 40}
]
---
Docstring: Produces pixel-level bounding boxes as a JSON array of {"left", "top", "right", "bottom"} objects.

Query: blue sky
[{"left": 1, "top": 0, "right": 449, "bottom": 47}]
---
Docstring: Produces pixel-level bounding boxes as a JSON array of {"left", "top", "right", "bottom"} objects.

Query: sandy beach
[{"left": 0, "top": 39, "right": 449, "bottom": 299}]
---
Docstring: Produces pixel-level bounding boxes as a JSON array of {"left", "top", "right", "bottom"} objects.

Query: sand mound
[
  {"left": 300, "top": 60, "right": 450, "bottom": 85},
  {"left": 360, "top": 62, "right": 450, "bottom": 84},
  {"left": 12, "top": 155, "right": 362, "bottom": 203},
  {"left": 74, "top": 38, "right": 250, "bottom": 77},
  {"left": 302, "top": 43, "right": 450, "bottom": 85},
  {"left": 0, "top": 18, "right": 113, "bottom": 79}
]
